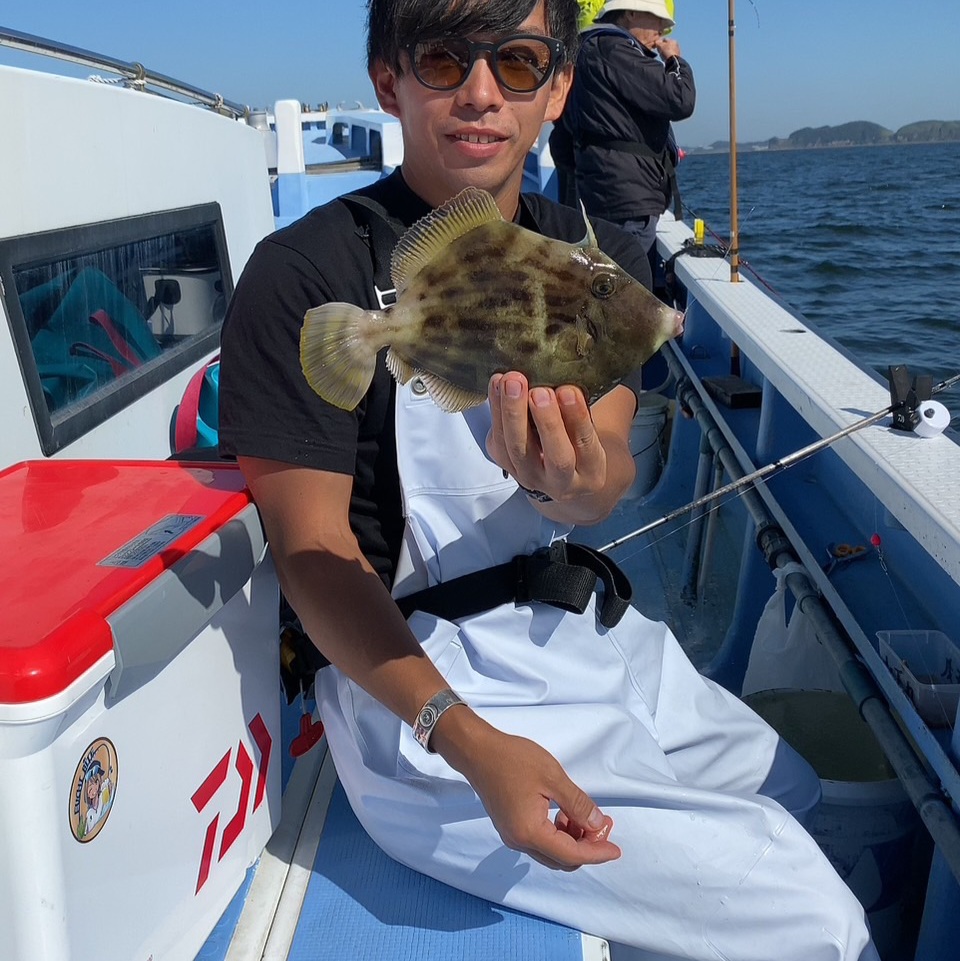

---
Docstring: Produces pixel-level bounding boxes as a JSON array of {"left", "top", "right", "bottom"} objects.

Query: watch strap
[{"left": 518, "top": 483, "right": 554, "bottom": 503}]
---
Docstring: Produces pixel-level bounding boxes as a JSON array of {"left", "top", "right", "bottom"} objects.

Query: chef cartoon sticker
[{"left": 70, "top": 738, "right": 118, "bottom": 842}]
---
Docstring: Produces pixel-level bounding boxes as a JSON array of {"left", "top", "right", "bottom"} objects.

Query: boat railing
[
  {"left": 271, "top": 98, "right": 404, "bottom": 175},
  {"left": 0, "top": 25, "right": 248, "bottom": 119}
]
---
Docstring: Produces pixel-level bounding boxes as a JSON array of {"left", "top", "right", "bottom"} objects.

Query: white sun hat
[{"left": 598, "top": 0, "right": 676, "bottom": 29}]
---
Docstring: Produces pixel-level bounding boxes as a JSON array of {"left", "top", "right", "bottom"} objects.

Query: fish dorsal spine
[
  {"left": 390, "top": 186, "right": 503, "bottom": 293},
  {"left": 575, "top": 200, "right": 599, "bottom": 249}
]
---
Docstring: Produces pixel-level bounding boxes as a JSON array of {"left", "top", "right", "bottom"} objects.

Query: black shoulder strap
[{"left": 339, "top": 194, "right": 405, "bottom": 308}]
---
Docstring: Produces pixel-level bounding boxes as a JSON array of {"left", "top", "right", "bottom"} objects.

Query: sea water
[{"left": 676, "top": 142, "right": 960, "bottom": 418}]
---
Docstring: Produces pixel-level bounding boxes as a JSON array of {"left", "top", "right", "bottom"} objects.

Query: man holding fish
[{"left": 219, "top": 1, "right": 878, "bottom": 958}]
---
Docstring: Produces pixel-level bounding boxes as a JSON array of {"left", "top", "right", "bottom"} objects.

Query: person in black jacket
[{"left": 557, "top": 0, "right": 695, "bottom": 258}]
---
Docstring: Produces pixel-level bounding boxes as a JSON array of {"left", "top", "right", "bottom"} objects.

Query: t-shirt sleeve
[{"left": 217, "top": 237, "right": 360, "bottom": 472}]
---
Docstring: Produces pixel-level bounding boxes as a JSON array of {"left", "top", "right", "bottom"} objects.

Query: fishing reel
[{"left": 887, "top": 364, "right": 933, "bottom": 432}]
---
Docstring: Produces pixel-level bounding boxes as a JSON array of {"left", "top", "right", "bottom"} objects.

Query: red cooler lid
[{"left": 0, "top": 460, "right": 254, "bottom": 704}]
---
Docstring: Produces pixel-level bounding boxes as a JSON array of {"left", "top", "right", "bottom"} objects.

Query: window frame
[{"left": 0, "top": 203, "right": 232, "bottom": 455}]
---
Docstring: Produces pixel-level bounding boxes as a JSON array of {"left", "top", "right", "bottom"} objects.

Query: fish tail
[{"left": 300, "top": 303, "right": 384, "bottom": 411}]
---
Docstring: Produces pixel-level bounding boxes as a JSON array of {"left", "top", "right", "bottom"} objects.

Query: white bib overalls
[{"left": 316, "top": 384, "right": 877, "bottom": 961}]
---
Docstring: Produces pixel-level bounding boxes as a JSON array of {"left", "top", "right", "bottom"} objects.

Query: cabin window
[
  {"left": 351, "top": 125, "right": 367, "bottom": 155},
  {"left": 368, "top": 130, "right": 383, "bottom": 166},
  {"left": 0, "top": 204, "right": 230, "bottom": 455}
]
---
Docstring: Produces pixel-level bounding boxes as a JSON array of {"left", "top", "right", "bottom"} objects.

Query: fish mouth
[{"left": 674, "top": 310, "right": 685, "bottom": 336}]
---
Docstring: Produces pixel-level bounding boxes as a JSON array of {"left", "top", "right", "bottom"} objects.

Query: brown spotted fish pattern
[{"left": 300, "top": 186, "right": 683, "bottom": 412}]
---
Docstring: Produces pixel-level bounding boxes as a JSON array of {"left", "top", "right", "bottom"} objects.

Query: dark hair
[
  {"left": 597, "top": 11, "right": 629, "bottom": 26},
  {"left": 366, "top": 0, "right": 580, "bottom": 72}
]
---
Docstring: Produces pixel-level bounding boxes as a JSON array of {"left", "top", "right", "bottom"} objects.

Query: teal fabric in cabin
[{"left": 23, "top": 267, "right": 161, "bottom": 413}]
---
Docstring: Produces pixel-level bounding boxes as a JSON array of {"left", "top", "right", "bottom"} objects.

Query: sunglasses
[{"left": 407, "top": 34, "right": 565, "bottom": 94}]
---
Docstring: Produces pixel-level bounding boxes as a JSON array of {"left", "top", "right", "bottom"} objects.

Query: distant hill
[
  {"left": 782, "top": 121, "right": 893, "bottom": 147},
  {"left": 896, "top": 120, "right": 960, "bottom": 142},
  {"left": 684, "top": 120, "right": 960, "bottom": 153}
]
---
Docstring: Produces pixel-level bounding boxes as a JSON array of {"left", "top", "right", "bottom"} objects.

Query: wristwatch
[
  {"left": 413, "top": 688, "right": 466, "bottom": 753},
  {"left": 518, "top": 483, "right": 554, "bottom": 503}
]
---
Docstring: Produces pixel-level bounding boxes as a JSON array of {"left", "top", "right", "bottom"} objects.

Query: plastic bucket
[
  {"left": 625, "top": 393, "right": 669, "bottom": 499},
  {"left": 744, "top": 689, "right": 921, "bottom": 958}
]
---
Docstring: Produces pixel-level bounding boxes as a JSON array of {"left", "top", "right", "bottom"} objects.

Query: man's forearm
[{"left": 278, "top": 543, "right": 449, "bottom": 726}]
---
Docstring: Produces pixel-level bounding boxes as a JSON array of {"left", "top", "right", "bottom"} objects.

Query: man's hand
[
  {"left": 486, "top": 371, "right": 607, "bottom": 503},
  {"left": 655, "top": 37, "right": 681, "bottom": 60},
  {"left": 485, "top": 371, "right": 636, "bottom": 524},
  {"left": 433, "top": 710, "right": 621, "bottom": 870}
]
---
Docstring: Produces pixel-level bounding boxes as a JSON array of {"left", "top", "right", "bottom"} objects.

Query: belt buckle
[{"left": 513, "top": 544, "right": 568, "bottom": 605}]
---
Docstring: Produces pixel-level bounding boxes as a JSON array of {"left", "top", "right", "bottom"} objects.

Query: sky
[{"left": 2, "top": 0, "right": 958, "bottom": 148}]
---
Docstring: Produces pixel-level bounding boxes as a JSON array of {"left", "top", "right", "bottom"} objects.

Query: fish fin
[
  {"left": 385, "top": 347, "right": 416, "bottom": 385},
  {"left": 391, "top": 186, "right": 502, "bottom": 293},
  {"left": 575, "top": 315, "right": 596, "bottom": 357},
  {"left": 419, "top": 372, "right": 487, "bottom": 413},
  {"left": 300, "top": 302, "right": 381, "bottom": 411},
  {"left": 576, "top": 201, "right": 599, "bottom": 249}
]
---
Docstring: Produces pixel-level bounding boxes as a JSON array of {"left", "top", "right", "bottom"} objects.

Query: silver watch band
[{"left": 413, "top": 688, "right": 466, "bottom": 753}]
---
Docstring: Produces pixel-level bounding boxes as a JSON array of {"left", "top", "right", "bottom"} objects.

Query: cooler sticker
[
  {"left": 185, "top": 468, "right": 215, "bottom": 484},
  {"left": 98, "top": 514, "right": 203, "bottom": 568},
  {"left": 70, "top": 738, "right": 118, "bottom": 843}
]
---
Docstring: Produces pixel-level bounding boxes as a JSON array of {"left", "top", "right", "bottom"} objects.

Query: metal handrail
[
  {"left": 0, "top": 25, "right": 248, "bottom": 119},
  {"left": 666, "top": 353, "right": 960, "bottom": 886}
]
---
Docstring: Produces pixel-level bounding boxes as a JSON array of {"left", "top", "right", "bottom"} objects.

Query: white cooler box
[{"left": 0, "top": 460, "right": 282, "bottom": 961}]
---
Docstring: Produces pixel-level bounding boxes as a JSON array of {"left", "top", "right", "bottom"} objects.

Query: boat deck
[{"left": 198, "top": 736, "right": 610, "bottom": 961}]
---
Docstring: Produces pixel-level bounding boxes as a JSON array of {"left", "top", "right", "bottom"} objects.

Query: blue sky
[{"left": 2, "top": 0, "right": 958, "bottom": 148}]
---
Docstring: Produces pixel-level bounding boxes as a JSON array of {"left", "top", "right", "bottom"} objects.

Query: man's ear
[
  {"left": 543, "top": 63, "right": 574, "bottom": 124},
  {"left": 370, "top": 60, "right": 402, "bottom": 118}
]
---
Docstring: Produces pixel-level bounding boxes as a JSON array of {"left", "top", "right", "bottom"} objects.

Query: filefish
[{"left": 300, "top": 186, "right": 683, "bottom": 413}]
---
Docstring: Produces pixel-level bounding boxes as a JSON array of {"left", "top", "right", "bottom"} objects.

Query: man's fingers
[
  {"left": 555, "top": 809, "right": 615, "bottom": 843},
  {"left": 487, "top": 373, "right": 507, "bottom": 463},
  {"left": 526, "top": 815, "right": 621, "bottom": 868},
  {"left": 555, "top": 386, "right": 601, "bottom": 459},
  {"left": 499, "top": 372, "right": 534, "bottom": 466}
]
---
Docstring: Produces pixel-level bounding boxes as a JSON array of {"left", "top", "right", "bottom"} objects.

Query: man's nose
[{"left": 455, "top": 52, "right": 505, "bottom": 109}]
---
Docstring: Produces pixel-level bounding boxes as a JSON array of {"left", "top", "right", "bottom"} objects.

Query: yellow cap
[
  {"left": 577, "top": 0, "right": 606, "bottom": 29},
  {"left": 663, "top": 0, "right": 675, "bottom": 35}
]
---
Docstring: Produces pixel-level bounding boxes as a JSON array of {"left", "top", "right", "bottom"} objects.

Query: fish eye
[{"left": 591, "top": 272, "right": 618, "bottom": 299}]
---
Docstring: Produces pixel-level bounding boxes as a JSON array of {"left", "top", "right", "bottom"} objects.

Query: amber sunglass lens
[
  {"left": 495, "top": 39, "right": 553, "bottom": 91},
  {"left": 413, "top": 40, "right": 470, "bottom": 89}
]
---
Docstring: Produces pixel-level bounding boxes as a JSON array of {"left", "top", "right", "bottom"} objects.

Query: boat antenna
[{"left": 598, "top": 372, "right": 960, "bottom": 555}]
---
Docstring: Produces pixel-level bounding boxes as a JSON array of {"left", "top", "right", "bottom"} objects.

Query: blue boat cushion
[{"left": 286, "top": 782, "right": 587, "bottom": 961}]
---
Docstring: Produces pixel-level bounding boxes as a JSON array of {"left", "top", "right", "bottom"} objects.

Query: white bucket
[
  {"left": 744, "top": 689, "right": 921, "bottom": 959},
  {"left": 625, "top": 393, "right": 670, "bottom": 499}
]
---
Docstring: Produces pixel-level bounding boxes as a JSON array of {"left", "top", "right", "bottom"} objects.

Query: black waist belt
[
  {"left": 394, "top": 541, "right": 632, "bottom": 629},
  {"left": 576, "top": 135, "right": 682, "bottom": 220}
]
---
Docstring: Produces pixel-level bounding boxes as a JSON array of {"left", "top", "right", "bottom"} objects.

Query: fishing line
[
  {"left": 676, "top": 199, "right": 783, "bottom": 295},
  {"left": 599, "top": 371, "right": 960, "bottom": 556},
  {"left": 607, "top": 480, "right": 759, "bottom": 568}
]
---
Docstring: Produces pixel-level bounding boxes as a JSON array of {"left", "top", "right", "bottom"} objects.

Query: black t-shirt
[{"left": 219, "top": 169, "right": 652, "bottom": 586}]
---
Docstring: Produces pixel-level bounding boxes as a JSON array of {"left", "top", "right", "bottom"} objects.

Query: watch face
[{"left": 418, "top": 706, "right": 437, "bottom": 727}]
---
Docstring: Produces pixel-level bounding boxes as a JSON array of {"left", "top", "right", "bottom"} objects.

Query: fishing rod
[
  {"left": 599, "top": 371, "right": 960, "bottom": 555},
  {"left": 727, "top": 0, "right": 741, "bottom": 286}
]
